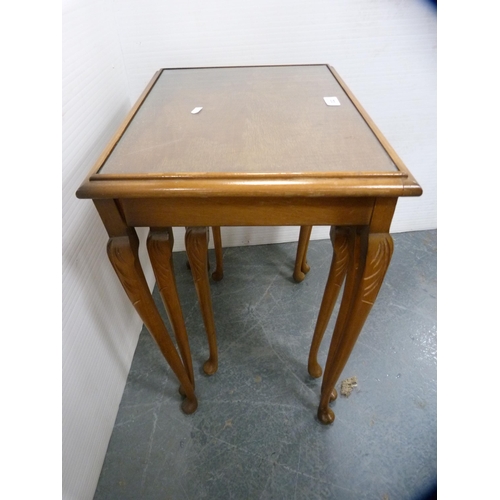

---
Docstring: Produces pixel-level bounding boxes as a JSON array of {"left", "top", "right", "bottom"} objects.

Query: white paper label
[
  {"left": 191, "top": 107, "right": 203, "bottom": 114},
  {"left": 323, "top": 97, "right": 340, "bottom": 106}
]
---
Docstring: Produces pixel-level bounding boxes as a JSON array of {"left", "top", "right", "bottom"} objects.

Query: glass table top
[{"left": 98, "top": 65, "right": 398, "bottom": 177}]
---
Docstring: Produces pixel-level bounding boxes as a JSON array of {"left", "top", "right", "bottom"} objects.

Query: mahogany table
[{"left": 76, "top": 64, "right": 422, "bottom": 424}]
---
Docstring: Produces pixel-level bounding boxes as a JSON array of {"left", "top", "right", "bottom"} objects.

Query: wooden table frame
[{"left": 76, "top": 65, "right": 422, "bottom": 424}]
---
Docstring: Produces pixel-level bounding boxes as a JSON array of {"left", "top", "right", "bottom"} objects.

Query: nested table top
[
  {"left": 99, "top": 65, "right": 396, "bottom": 176},
  {"left": 77, "top": 65, "right": 422, "bottom": 199}
]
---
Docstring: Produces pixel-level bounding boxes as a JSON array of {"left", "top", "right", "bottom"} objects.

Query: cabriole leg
[
  {"left": 185, "top": 226, "right": 219, "bottom": 375},
  {"left": 308, "top": 226, "right": 349, "bottom": 379},
  {"left": 147, "top": 228, "right": 195, "bottom": 392},
  {"left": 107, "top": 229, "right": 197, "bottom": 415},
  {"left": 211, "top": 226, "right": 224, "bottom": 281},
  {"left": 293, "top": 225, "right": 313, "bottom": 282},
  {"left": 317, "top": 229, "right": 393, "bottom": 425}
]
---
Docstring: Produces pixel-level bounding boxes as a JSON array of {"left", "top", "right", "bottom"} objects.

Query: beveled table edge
[{"left": 76, "top": 175, "right": 422, "bottom": 199}]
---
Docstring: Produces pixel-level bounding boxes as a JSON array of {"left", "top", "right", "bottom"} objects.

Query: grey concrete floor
[{"left": 94, "top": 230, "right": 437, "bottom": 500}]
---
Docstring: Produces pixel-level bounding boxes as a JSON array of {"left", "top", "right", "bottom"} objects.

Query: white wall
[
  {"left": 62, "top": 1, "right": 436, "bottom": 498},
  {"left": 62, "top": 1, "right": 155, "bottom": 499}
]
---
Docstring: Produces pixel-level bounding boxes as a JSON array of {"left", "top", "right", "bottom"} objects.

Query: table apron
[{"left": 118, "top": 197, "right": 375, "bottom": 227}]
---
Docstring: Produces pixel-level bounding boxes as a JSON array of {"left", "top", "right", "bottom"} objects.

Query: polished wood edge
[
  {"left": 160, "top": 63, "right": 329, "bottom": 71},
  {"left": 75, "top": 70, "right": 163, "bottom": 195},
  {"left": 76, "top": 176, "right": 413, "bottom": 199},
  {"left": 89, "top": 170, "right": 406, "bottom": 182},
  {"left": 326, "top": 65, "right": 422, "bottom": 195}
]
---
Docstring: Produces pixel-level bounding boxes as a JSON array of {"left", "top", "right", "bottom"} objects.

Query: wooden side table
[{"left": 76, "top": 64, "right": 422, "bottom": 424}]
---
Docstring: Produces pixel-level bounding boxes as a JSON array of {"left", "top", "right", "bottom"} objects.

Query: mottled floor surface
[{"left": 94, "top": 230, "right": 437, "bottom": 500}]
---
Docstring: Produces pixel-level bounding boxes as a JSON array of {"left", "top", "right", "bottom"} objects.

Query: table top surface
[
  {"left": 99, "top": 65, "right": 396, "bottom": 176},
  {"left": 77, "top": 64, "right": 422, "bottom": 199}
]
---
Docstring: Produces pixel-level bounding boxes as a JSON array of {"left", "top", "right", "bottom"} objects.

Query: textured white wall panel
[{"left": 63, "top": 1, "right": 152, "bottom": 499}]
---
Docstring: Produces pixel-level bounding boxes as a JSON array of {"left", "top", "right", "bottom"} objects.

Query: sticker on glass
[{"left": 323, "top": 97, "right": 340, "bottom": 106}]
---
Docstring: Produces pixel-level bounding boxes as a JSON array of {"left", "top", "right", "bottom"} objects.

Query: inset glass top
[{"left": 99, "top": 65, "right": 397, "bottom": 176}]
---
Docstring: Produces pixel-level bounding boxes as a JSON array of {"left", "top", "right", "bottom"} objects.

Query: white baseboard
[{"left": 171, "top": 226, "right": 329, "bottom": 252}]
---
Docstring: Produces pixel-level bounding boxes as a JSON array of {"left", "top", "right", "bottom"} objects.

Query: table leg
[
  {"left": 307, "top": 226, "right": 349, "bottom": 378},
  {"left": 317, "top": 228, "right": 393, "bottom": 424},
  {"left": 185, "top": 226, "right": 218, "bottom": 375},
  {"left": 147, "top": 228, "right": 195, "bottom": 392},
  {"left": 211, "top": 226, "right": 224, "bottom": 281},
  {"left": 293, "top": 226, "right": 313, "bottom": 282},
  {"left": 107, "top": 228, "right": 198, "bottom": 414}
]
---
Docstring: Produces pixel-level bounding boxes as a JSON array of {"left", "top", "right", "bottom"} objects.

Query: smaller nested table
[{"left": 76, "top": 64, "right": 422, "bottom": 424}]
